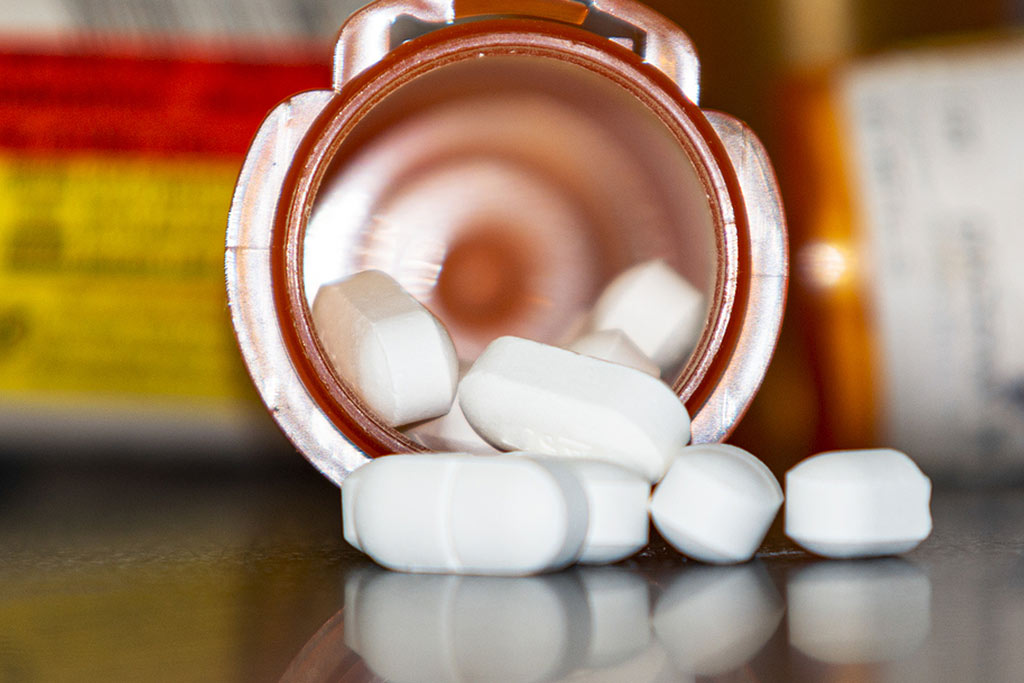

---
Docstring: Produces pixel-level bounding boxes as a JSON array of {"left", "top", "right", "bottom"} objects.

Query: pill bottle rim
[{"left": 269, "top": 17, "right": 753, "bottom": 459}]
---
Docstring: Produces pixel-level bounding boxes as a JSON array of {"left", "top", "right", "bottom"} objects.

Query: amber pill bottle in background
[
  {"left": 730, "top": 5, "right": 1024, "bottom": 483},
  {"left": 225, "top": 0, "right": 787, "bottom": 485}
]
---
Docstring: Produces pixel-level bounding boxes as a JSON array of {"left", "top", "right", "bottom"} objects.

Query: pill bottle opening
[
  {"left": 275, "top": 24, "right": 744, "bottom": 458},
  {"left": 304, "top": 54, "right": 716, "bottom": 361}
]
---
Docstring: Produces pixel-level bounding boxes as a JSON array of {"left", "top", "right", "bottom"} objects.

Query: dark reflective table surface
[{"left": 2, "top": 462, "right": 1022, "bottom": 682}]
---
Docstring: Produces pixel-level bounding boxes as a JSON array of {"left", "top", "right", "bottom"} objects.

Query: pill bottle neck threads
[{"left": 227, "top": 0, "right": 787, "bottom": 484}]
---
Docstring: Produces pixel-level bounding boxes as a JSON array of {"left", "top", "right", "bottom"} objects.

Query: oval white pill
[
  {"left": 527, "top": 456, "right": 651, "bottom": 564},
  {"left": 460, "top": 336, "right": 691, "bottom": 482},
  {"left": 588, "top": 259, "right": 705, "bottom": 372},
  {"left": 566, "top": 329, "right": 661, "bottom": 377},
  {"left": 342, "top": 453, "right": 588, "bottom": 575},
  {"left": 650, "top": 444, "right": 783, "bottom": 564},
  {"left": 311, "top": 269, "right": 458, "bottom": 427},
  {"left": 785, "top": 448, "right": 932, "bottom": 558}
]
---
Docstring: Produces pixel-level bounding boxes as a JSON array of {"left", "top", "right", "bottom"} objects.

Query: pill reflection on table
[
  {"left": 651, "top": 562, "right": 784, "bottom": 677},
  {"left": 787, "top": 558, "right": 932, "bottom": 663},
  {"left": 559, "top": 644, "right": 672, "bottom": 683},
  {"left": 575, "top": 567, "right": 651, "bottom": 668},
  {"left": 342, "top": 567, "right": 591, "bottom": 683}
]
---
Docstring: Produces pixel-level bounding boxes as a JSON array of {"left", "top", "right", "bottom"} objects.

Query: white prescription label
[{"left": 841, "top": 42, "right": 1024, "bottom": 478}]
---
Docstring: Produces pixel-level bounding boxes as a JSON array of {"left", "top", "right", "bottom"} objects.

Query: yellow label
[{"left": 0, "top": 154, "right": 253, "bottom": 401}]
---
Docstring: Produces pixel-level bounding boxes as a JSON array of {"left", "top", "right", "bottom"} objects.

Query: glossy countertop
[{"left": 1, "top": 461, "right": 1022, "bottom": 682}]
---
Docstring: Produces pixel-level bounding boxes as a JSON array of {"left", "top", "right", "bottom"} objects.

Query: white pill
[
  {"left": 527, "top": 456, "right": 651, "bottom": 564},
  {"left": 649, "top": 444, "right": 783, "bottom": 564},
  {"left": 566, "top": 329, "right": 661, "bottom": 377},
  {"left": 652, "top": 563, "right": 784, "bottom": 676},
  {"left": 311, "top": 269, "right": 458, "bottom": 427},
  {"left": 343, "top": 568, "right": 589, "bottom": 683},
  {"left": 588, "top": 259, "right": 705, "bottom": 371},
  {"left": 341, "top": 453, "right": 588, "bottom": 575},
  {"left": 403, "top": 389, "right": 501, "bottom": 453},
  {"left": 785, "top": 448, "right": 932, "bottom": 558},
  {"left": 460, "top": 336, "right": 690, "bottom": 482},
  {"left": 403, "top": 363, "right": 500, "bottom": 454},
  {"left": 787, "top": 559, "right": 931, "bottom": 663}
]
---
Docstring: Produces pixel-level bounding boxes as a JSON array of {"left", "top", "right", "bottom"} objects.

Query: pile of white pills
[{"left": 314, "top": 266, "right": 933, "bottom": 575}]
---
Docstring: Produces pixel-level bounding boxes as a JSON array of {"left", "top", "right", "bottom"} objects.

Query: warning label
[{"left": 0, "top": 50, "right": 329, "bottom": 403}]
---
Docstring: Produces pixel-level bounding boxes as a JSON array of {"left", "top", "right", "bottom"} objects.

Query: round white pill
[
  {"left": 342, "top": 453, "right": 588, "bottom": 575},
  {"left": 526, "top": 456, "right": 651, "bottom": 564},
  {"left": 566, "top": 329, "right": 661, "bottom": 377},
  {"left": 649, "top": 444, "right": 783, "bottom": 564},
  {"left": 652, "top": 563, "right": 784, "bottom": 676},
  {"left": 460, "top": 336, "right": 691, "bottom": 482},
  {"left": 787, "top": 559, "right": 932, "bottom": 663},
  {"left": 785, "top": 448, "right": 932, "bottom": 558},
  {"left": 311, "top": 269, "right": 458, "bottom": 427},
  {"left": 588, "top": 259, "right": 705, "bottom": 372}
]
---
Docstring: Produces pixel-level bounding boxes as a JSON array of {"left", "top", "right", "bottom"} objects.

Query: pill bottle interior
[
  {"left": 270, "top": 21, "right": 751, "bottom": 459},
  {"left": 303, "top": 54, "right": 716, "bottom": 361}
]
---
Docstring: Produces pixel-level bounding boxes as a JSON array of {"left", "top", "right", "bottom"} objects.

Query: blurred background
[
  {"left": 2, "top": 1, "right": 1024, "bottom": 681},
  {"left": 3, "top": 0, "right": 1022, "bottom": 475}
]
